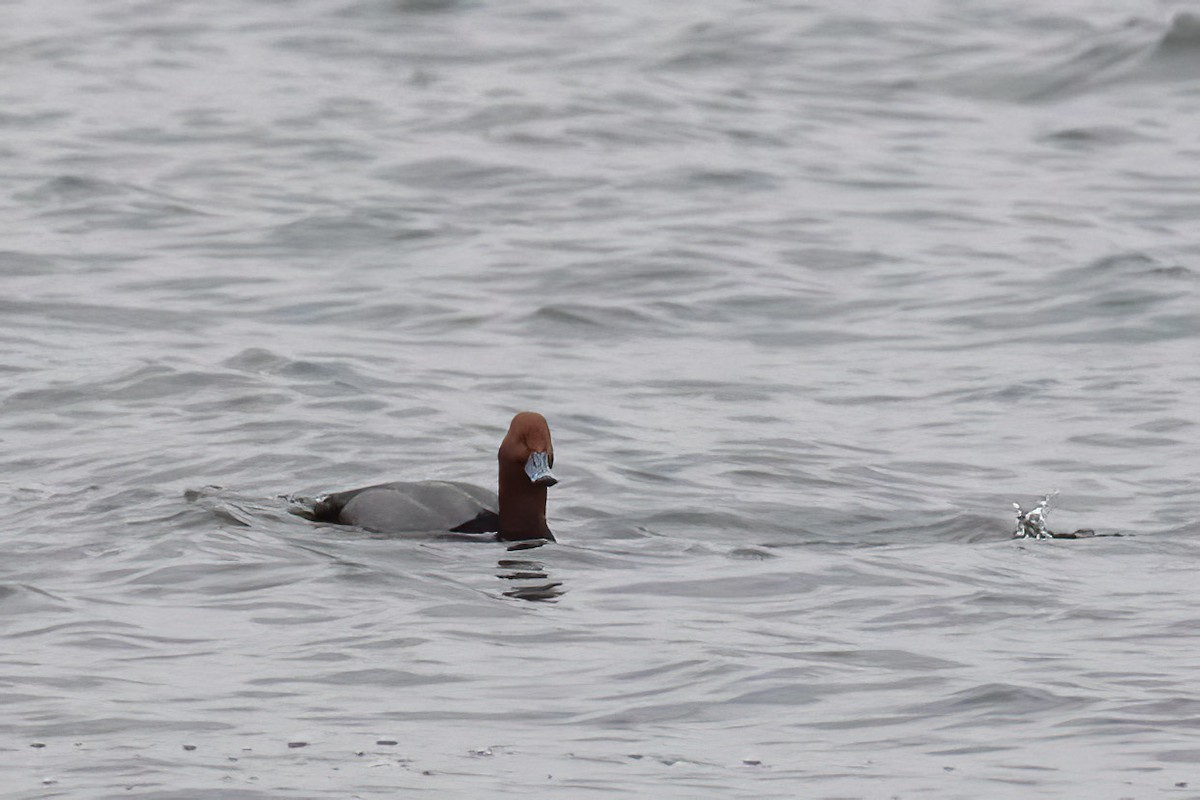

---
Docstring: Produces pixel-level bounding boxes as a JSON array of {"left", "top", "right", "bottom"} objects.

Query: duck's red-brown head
[{"left": 497, "top": 411, "right": 556, "bottom": 541}]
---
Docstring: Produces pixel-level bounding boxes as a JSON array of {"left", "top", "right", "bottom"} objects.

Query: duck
[{"left": 304, "top": 411, "right": 558, "bottom": 541}]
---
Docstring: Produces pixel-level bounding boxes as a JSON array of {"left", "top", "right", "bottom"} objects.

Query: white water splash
[{"left": 1012, "top": 490, "right": 1060, "bottom": 539}]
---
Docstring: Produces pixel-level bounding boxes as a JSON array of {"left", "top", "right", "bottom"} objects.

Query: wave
[{"left": 946, "top": 12, "right": 1200, "bottom": 103}]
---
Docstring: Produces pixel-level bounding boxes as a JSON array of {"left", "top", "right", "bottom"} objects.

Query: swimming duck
[{"left": 305, "top": 411, "right": 557, "bottom": 541}]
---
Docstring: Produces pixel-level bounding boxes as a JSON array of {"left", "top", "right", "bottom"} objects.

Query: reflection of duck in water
[
  {"left": 302, "top": 412, "right": 558, "bottom": 542},
  {"left": 1012, "top": 492, "right": 1099, "bottom": 539},
  {"left": 498, "top": 553, "right": 564, "bottom": 601}
]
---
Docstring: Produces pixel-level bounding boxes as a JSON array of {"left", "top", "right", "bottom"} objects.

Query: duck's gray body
[{"left": 310, "top": 480, "right": 499, "bottom": 534}]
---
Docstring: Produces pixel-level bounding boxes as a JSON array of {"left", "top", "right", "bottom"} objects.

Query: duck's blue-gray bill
[{"left": 524, "top": 451, "right": 557, "bottom": 487}]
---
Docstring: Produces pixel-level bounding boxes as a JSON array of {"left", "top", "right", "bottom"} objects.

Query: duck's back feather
[{"left": 310, "top": 480, "right": 497, "bottom": 534}]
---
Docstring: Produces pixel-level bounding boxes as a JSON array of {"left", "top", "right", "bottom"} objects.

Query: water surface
[{"left": 2, "top": 0, "right": 1198, "bottom": 796}]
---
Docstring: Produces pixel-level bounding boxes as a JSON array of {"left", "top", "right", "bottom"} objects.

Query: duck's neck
[{"left": 497, "top": 466, "right": 553, "bottom": 541}]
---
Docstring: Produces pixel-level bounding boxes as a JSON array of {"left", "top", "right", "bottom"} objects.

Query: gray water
[{"left": 3, "top": 0, "right": 1199, "bottom": 796}]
